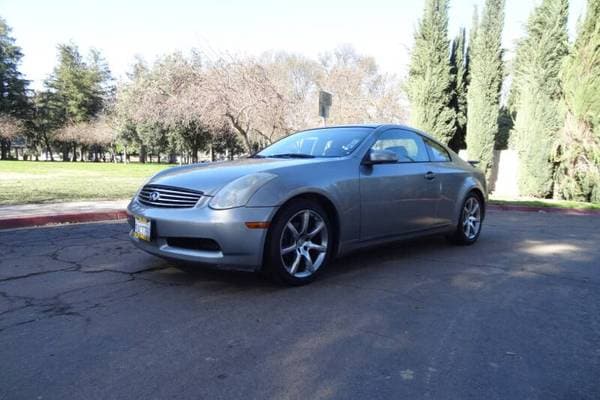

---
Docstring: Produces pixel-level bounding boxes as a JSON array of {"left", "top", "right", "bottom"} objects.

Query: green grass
[
  {"left": 0, "top": 160, "right": 174, "bottom": 205},
  {"left": 2, "top": 160, "right": 600, "bottom": 210},
  {"left": 489, "top": 196, "right": 600, "bottom": 211}
]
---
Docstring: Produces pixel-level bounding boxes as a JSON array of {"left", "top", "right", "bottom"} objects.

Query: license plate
[{"left": 133, "top": 216, "right": 151, "bottom": 241}]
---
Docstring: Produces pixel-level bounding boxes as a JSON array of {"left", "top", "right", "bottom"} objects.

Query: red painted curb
[
  {"left": 488, "top": 204, "right": 600, "bottom": 216},
  {"left": 0, "top": 210, "right": 128, "bottom": 230},
  {"left": 0, "top": 203, "right": 597, "bottom": 230}
]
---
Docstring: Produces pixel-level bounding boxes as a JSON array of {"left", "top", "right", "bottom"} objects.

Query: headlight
[{"left": 209, "top": 173, "right": 277, "bottom": 210}]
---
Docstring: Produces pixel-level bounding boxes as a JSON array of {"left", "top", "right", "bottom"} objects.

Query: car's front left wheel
[{"left": 264, "top": 199, "right": 333, "bottom": 285}]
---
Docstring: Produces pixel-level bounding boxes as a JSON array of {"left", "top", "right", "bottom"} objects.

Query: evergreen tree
[
  {"left": 45, "top": 44, "right": 111, "bottom": 125},
  {"left": 466, "top": 6, "right": 478, "bottom": 84},
  {"left": 27, "top": 91, "right": 62, "bottom": 161},
  {"left": 553, "top": 0, "right": 600, "bottom": 201},
  {"left": 44, "top": 44, "right": 112, "bottom": 160},
  {"left": 465, "top": 0, "right": 505, "bottom": 179},
  {"left": 449, "top": 28, "right": 467, "bottom": 151},
  {"left": 510, "top": 0, "right": 569, "bottom": 197},
  {"left": 0, "top": 17, "right": 29, "bottom": 159},
  {"left": 406, "top": 0, "right": 455, "bottom": 144}
]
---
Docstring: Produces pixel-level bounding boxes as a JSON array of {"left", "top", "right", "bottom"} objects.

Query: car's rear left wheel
[
  {"left": 264, "top": 199, "right": 332, "bottom": 285},
  {"left": 448, "top": 193, "right": 483, "bottom": 245}
]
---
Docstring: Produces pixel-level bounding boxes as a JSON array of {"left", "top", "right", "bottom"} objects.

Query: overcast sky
[{"left": 1, "top": 0, "right": 587, "bottom": 89}]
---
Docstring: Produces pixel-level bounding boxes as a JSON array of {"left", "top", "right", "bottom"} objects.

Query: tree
[
  {"left": 465, "top": 0, "right": 505, "bottom": 179},
  {"left": 449, "top": 28, "right": 468, "bottom": 151},
  {"left": 116, "top": 53, "right": 214, "bottom": 161},
  {"left": 115, "top": 47, "right": 406, "bottom": 161},
  {"left": 552, "top": 0, "right": 600, "bottom": 202},
  {"left": 55, "top": 117, "right": 117, "bottom": 161},
  {"left": 27, "top": 91, "right": 62, "bottom": 160},
  {"left": 510, "top": 0, "right": 569, "bottom": 197},
  {"left": 44, "top": 44, "right": 113, "bottom": 160},
  {"left": 0, "top": 114, "right": 23, "bottom": 142},
  {"left": 46, "top": 44, "right": 104, "bottom": 124},
  {"left": 406, "top": 0, "right": 455, "bottom": 144},
  {"left": 208, "top": 56, "right": 292, "bottom": 151},
  {"left": 0, "top": 17, "right": 29, "bottom": 159},
  {"left": 318, "top": 46, "right": 405, "bottom": 126}
]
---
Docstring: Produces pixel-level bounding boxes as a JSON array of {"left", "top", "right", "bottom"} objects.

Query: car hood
[{"left": 147, "top": 157, "right": 324, "bottom": 195}]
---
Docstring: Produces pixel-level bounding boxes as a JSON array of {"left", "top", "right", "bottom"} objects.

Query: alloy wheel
[
  {"left": 462, "top": 197, "right": 481, "bottom": 240},
  {"left": 279, "top": 209, "right": 328, "bottom": 278}
]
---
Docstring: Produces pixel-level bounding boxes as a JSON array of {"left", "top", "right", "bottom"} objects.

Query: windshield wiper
[{"left": 267, "top": 153, "right": 315, "bottom": 159}]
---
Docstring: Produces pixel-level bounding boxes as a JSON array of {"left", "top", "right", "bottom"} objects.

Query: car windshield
[{"left": 256, "top": 127, "right": 373, "bottom": 158}]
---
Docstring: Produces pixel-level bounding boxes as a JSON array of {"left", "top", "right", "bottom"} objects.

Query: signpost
[{"left": 319, "top": 90, "right": 332, "bottom": 126}]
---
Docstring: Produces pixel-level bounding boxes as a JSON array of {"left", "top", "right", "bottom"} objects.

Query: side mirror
[{"left": 364, "top": 149, "right": 399, "bottom": 165}]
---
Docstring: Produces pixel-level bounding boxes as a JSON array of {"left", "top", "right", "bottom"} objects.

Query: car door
[
  {"left": 422, "top": 137, "right": 466, "bottom": 227},
  {"left": 359, "top": 129, "right": 441, "bottom": 240}
]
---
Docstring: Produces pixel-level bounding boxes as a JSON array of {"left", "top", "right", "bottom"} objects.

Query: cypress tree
[
  {"left": 406, "top": 0, "right": 455, "bottom": 144},
  {"left": 465, "top": 0, "right": 504, "bottom": 179},
  {"left": 510, "top": 0, "right": 569, "bottom": 198},
  {"left": 448, "top": 28, "right": 467, "bottom": 152},
  {"left": 553, "top": 0, "right": 600, "bottom": 202}
]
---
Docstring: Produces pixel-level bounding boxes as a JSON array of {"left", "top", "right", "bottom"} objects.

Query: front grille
[{"left": 138, "top": 184, "right": 203, "bottom": 208}]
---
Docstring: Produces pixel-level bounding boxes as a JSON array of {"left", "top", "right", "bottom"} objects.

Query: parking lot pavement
[{"left": 0, "top": 210, "right": 599, "bottom": 400}]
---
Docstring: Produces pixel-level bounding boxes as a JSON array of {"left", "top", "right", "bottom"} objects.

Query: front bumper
[{"left": 127, "top": 199, "right": 277, "bottom": 271}]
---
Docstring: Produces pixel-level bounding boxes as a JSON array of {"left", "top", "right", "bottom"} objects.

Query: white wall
[{"left": 459, "top": 149, "right": 519, "bottom": 197}]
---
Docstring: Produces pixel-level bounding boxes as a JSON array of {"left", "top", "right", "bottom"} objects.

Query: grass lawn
[
  {"left": 2, "top": 160, "right": 600, "bottom": 211},
  {"left": 0, "top": 161, "right": 174, "bottom": 205},
  {"left": 489, "top": 196, "right": 600, "bottom": 211}
]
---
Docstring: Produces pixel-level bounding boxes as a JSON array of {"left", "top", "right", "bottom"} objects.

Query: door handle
[{"left": 425, "top": 171, "right": 436, "bottom": 180}]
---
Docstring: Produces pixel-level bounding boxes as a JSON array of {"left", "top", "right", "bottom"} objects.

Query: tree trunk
[
  {"left": 42, "top": 133, "right": 54, "bottom": 161},
  {"left": 139, "top": 145, "right": 147, "bottom": 163},
  {"left": 0, "top": 139, "right": 9, "bottom": 160},
  {"left": 62, "top": 144, "right": 70, "bottom": 161}
]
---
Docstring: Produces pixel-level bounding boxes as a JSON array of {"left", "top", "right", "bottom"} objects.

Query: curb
[
  {"left": 1, "top": 203, "right": 597, "bottom": 230},
  {"left": 0, "top": 210, "right": 128, "bottom": 230},
  {"left": 488, "top": 204, "right": 600, "bottom": 216}
]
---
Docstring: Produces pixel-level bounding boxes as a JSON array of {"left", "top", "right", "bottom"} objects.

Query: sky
[{"left": 1, "top": 0, "right": 588, "bottom": 89}]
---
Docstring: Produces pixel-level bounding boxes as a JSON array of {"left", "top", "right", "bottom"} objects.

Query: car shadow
[{"left": 149, "top": 234, "right": 448, "bottom": 289}]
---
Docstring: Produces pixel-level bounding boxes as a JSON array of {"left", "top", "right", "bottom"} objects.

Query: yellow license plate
[{"left": 133, "top": 216, "right": 151, "bottom": 241}]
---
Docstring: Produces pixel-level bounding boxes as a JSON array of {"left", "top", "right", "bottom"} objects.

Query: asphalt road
[{"left": 1, "top": 210, "right": 599, "bottom": 400}]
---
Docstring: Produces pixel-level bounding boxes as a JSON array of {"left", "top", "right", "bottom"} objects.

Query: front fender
[{"left": 246, "top": 168, "right": 361, "bottom": 245}]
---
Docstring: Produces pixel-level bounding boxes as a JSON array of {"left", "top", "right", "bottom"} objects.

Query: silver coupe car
[{"left": 128, "top": 124, "right": 486, "bottom": 285}]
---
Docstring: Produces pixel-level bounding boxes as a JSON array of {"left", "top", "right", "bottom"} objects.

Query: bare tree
[
  {"left": 114, "top": 46, "right": 407, "bottom": 160},
  {"left": 318, "top": 46, "right": 406, "bottom": 125}
]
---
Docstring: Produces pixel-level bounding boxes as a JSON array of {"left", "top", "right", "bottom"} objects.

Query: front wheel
[
  {"left": 448, "top": 193, "right": 483, "bottom": 245},
  {"left": 264, "top": 199, "right": 332, "bottom": 285}
]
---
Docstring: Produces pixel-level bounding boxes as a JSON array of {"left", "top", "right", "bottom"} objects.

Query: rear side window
[
  {"left": 371, "top": 129, "right": 429, "bottom": 162},
  {"left": 424, "top": 138, "right": 451, "bottom": 162}
]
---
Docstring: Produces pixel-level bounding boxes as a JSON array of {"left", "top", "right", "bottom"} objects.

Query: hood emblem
[{"left": 149, "top": 191, "right": 161, "bottom": 201}]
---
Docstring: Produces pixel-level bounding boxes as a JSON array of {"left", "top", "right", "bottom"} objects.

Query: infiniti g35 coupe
[{"left": 128, "top": 124, "right": 486, "bottom": 285}]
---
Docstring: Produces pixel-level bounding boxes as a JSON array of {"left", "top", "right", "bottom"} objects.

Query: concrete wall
[{"left": 459, "top": 149, "right": 519, "bottom": 197}]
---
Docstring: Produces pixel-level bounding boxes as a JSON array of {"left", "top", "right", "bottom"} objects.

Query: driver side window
[{"left": 371, "top": 130, "right": 429, "bottom": 163}]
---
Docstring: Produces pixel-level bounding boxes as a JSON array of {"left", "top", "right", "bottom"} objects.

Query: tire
[
  {"left": 264, "top": 199, "right": 333, "bottom": 285},
  {"left": 447, "top": 192, "right": 483, "bottom": 245}
]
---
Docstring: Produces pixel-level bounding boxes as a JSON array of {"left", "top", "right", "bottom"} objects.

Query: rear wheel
[
  {"left": 448, "top": 193, "right": 483, "bottom": 245},
  {"left": 265, "top": 199, "right": 332, "bottom": 285}
]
